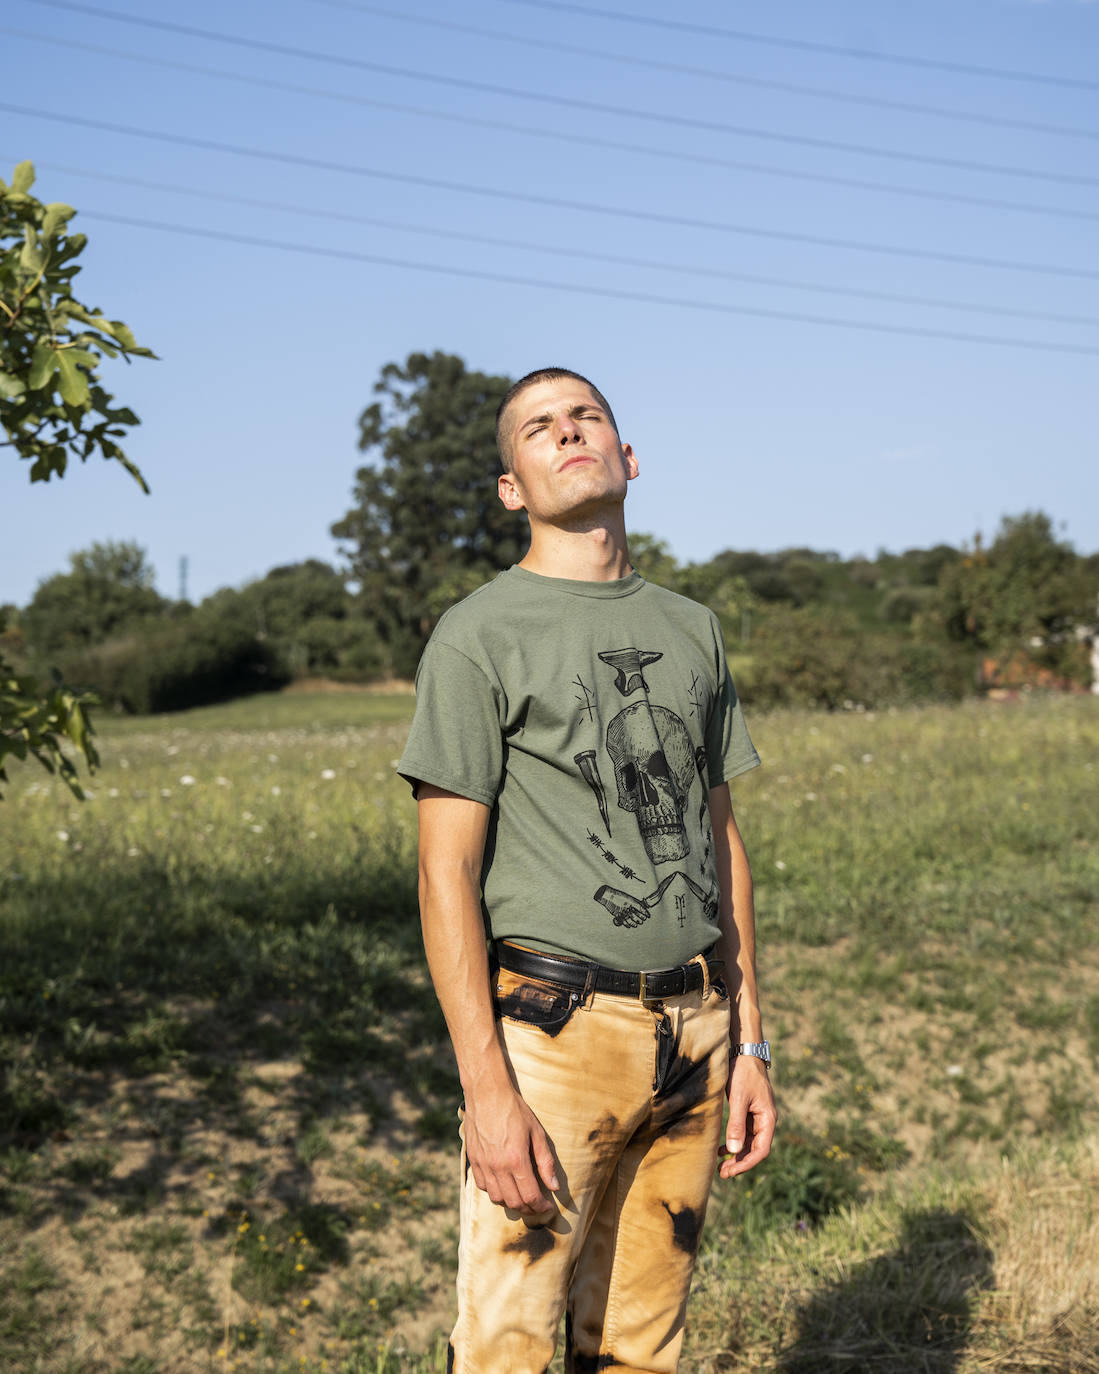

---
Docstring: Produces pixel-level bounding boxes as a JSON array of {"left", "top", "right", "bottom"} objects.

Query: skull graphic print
[{"left": 606, "top": 702, "right": 697, "bottom": 864}]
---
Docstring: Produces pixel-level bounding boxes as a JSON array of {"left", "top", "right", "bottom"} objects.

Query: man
[{"left": 398, "top": 367, "right": 775, "bottom": 1373}]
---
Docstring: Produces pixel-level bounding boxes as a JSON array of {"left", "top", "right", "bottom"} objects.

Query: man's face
[{"left": 497, "top": 378, "right": 638, "bottom": 526}]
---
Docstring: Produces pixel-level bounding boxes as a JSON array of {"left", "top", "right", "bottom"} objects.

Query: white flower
[
  {"left": 242, "top": 810, "right": 254, "bottom": 821},
  {"left": 320, "top": 769, "right": 336, "bottom": 780},
  {"left": 56, "top": 830, "right": 69, "bottom": 842},
  {"left": 268, "top": 753, "right": 279, "bottom": 763},
  {"left": 271, "top": 785, "right": 281, "bottom": 796},
  {"left": 84, "top": 790, "right": 95, "bottom": 801},
  {"left": 861, "top": 753, "right": 873, "bottom": 764},
  {"left": 166, "top": 745, "right": 179, "bottom": 756},
  {"left": 774, "top": 860, "right": 786, "bottom": 871},
  {"left": 250, "top": 824, "right": 264, "bottom": 833},
  {"left": 216, "top": 776, "right": 230, "bottom": 787},
  {"left": 108, "top": 788, "right": 120, "bottom": 798},
  {"left": 804, "top": 792, "right": 817, "bottom": 802},
  {"left": 830, "top": 763, "right": 846, "bottom": 774},
  {"left": 127, "top": 846, "right": 139, "bottom": 857},
  {"left": 160, "top": 788, "right": 172, "bottom": 798},
  {"left": 946, "top": 1064, "right": 963, "bottom": 1077},
  {"left": 180, "top": 775, "right": 196, "bottom": 786}
]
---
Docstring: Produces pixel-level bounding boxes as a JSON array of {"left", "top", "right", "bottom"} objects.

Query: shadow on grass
[
  {"left": 775, "top": 1208, "right": 993, "bottom": 1374},
  {"left": 0, "top": 840, "right": 460, "bottom": 1223}
]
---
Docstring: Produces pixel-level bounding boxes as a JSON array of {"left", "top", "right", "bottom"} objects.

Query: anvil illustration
[{"left": 597, "top": 647, "right": 663, "bottom": 696}]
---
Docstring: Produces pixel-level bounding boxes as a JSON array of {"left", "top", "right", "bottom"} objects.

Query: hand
[
  {"left": 718, "top": 1055, "right": 776, "bottom": 1180},
  {"left": 463, "top": 1083, "right": 560, "bottom": 1216}
]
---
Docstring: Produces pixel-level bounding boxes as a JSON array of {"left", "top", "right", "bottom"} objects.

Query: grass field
[{"left": 2, "top": 690, "right": 1097, "bottom": 1372}]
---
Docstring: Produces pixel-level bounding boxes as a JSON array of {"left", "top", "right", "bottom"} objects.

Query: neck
[{"left": 519, "top": 514, "right": 634, "bottom": 582}]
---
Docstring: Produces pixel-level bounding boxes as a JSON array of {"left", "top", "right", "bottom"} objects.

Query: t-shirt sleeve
[
  {"left": 397, "top": 639, "right": 503, "bottom": 807},
  {"left": 704, "top": 616, "right": 761, "bottom": 787}
]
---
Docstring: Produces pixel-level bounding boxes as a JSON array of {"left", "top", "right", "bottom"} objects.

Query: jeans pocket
[{"left": 495, "top": 968, "right": 580, "bottom": 1037}]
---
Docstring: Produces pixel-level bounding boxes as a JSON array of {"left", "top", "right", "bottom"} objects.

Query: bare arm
[
  {"left": 417, "top": 783, "right": 558, "bottom": 1214},
  {"left": 709, "top": 781, "right": 777, "bottom": 1180}
]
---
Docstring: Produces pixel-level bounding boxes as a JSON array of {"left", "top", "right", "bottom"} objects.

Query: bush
[
  {"left": 742, "top": 607, "right": 974, "bottom": 710},
  {"left": 52, "top": 612, "right": 290, "bottom": 714}
]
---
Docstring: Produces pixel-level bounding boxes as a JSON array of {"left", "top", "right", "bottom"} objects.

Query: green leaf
[
  {"left": 108, "top": 320, "right": 138, "bottom": 351},
  {"left": 19, "top": 224, "right": 43, "bottom": 273},
  {"left": 27, "top": 343, "right": 56, "bottom": 390},
  {"left": 41, "top": 202, "right": 76, "bottom": 239},
  {"left": 11, "top": 160, "right": 35, "bottom": 194},
  {"left": 63, "top": 348, "right": 99, "bottom": 371},
  {"left": 0, "top": 370, "right": 26, "bottom": 400},
  {"left": 56, "top": 350, "right": 89, "bottom": 407}
]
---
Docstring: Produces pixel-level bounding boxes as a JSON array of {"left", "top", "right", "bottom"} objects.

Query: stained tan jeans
[{"left": 449, "top": 964, "right": 732, "bottom": 1374}]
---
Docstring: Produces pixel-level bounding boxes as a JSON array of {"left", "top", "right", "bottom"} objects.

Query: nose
[{"left": 555, "top": 417, "right": 582, "bottom": 446}]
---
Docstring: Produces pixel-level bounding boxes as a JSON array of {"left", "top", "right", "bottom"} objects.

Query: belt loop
[
  {"left": 638, "top": 970, "right": 649, "bottom": 1003},
  {"left": 582, "top": 963, "right": 596, "bottom": 1006},
  {"left": 690, "top": 953, "right": 711, "bottom": 1000}
]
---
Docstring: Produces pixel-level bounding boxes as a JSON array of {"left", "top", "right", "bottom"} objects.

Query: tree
[
  {"left": 1, "top": 161, "right": 155, "bottom": 797},
  {"left": 22, "top": 540, "right": 166, "bottom": 661},
  {"left": 935, "top": 512, "right": 1095, "bottom": 682},
  {"left": 201, "top": 561, "right": 360, "bottom": 679},
  {"left": 331, "top": 352, "right": 527, "bottom": 676}
]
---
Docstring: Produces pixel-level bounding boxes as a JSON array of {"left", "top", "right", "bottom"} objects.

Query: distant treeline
[{"left": 2, "top": 510, "right": 1096, "bottom": 715}]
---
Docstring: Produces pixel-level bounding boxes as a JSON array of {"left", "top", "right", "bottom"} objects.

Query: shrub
[
  {"left": 742, "top": 607, "right": 974, "bottom": 710},
  {"left": 52, "top": 611, "right": 289, "bottom": 714}
]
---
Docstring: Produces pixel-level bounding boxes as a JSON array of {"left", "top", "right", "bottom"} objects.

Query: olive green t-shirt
[{"left": 398, "top": 567, "right": 760, "bottom": 970}]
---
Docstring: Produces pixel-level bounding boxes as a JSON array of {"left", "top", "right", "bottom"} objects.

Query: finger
[
  {"left": 719, "top": 1138, "right": 768, "bottom": 1179},
  {"left": 513, "top": 1169, "right": 553, "bottom": 1213},
  {"left": 719, "top": 1110, "right": 776, "bottom": 1179},
  {"left": 532, "top": 1135, "right": 560, "bottom": 1193},
  {"left": 482, "top": 1169, "right": 507, "bottom": 1206},
  {"left": 725, "top": 1098, "right": 748, "bottom": 1157}
]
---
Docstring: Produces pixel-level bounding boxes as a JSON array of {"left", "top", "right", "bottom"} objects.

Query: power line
[
  {"left": 493, "top": 0, "right": 1099, "bottom": 94},
  {"left": 309, "top": 0, "right": 1099, "bottom": 143},
  {"left": 6, "top": 101, "right": 1097, "bottom": 282},
  {"left": 16, "top": 0, "right": 1099, "bottom": 190},
  {"left": 5, "top": 26, "right": 1095, "bottom": 225},
  {"left": 23, "top": 158, "right": 1099, "bottom": 330},
  {"left": 77, "top": 208, "right": 1099, "bottom": 357}
]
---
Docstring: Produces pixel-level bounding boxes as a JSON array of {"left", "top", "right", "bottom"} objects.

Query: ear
[
  {"left": 622, "top": 442, "right": 639, "bottom": 481},
  {"left": 498, "top": 471, "right": 527, "bottom": 512}
]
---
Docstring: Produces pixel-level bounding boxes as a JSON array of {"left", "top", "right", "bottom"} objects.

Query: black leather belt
[{"left": 495, "top": 941, "right": 723, "bottom": 1002}]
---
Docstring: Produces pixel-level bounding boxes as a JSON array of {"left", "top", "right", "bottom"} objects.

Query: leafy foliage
[
  {"left": 0, "top": 633, "right": 99, "bottom": 798},
  {"left": 1, "top": 161, "right": 155, "bottom": 796},
  {"left": 1, "top": 160, "right": 155, "bottom": 488},
  {"left": 935, "top": 511, "right": 1096, "bottom": 682},
  {"left": 21, "top": 539, "right": 168, "bottom": 659},
  {"left": 741, "top": 605, "right": 973, "bottom": 710},
  {"left": 44, "top": 592, "right": 291, "bottom": 716},
  {"left": 331, "top": 351, "right": 527, "bottom": 675}
]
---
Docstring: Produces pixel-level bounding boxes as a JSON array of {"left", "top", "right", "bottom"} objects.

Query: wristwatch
[{"left": 732, "top": 1040, "right": 771, "bottom": 1068}]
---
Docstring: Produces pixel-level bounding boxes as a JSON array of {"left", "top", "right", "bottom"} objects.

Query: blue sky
[{"left": 2, "top": 0, "right": 1097, "bottom": 605}]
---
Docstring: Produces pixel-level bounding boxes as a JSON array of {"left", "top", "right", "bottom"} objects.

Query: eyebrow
[{"left": 518, "top": 402, "right": 604, "bottom": 436}]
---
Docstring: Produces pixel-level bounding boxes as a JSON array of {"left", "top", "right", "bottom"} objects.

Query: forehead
[{"left": 507, "top": 378, "right": 606, "bottom": 431}]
